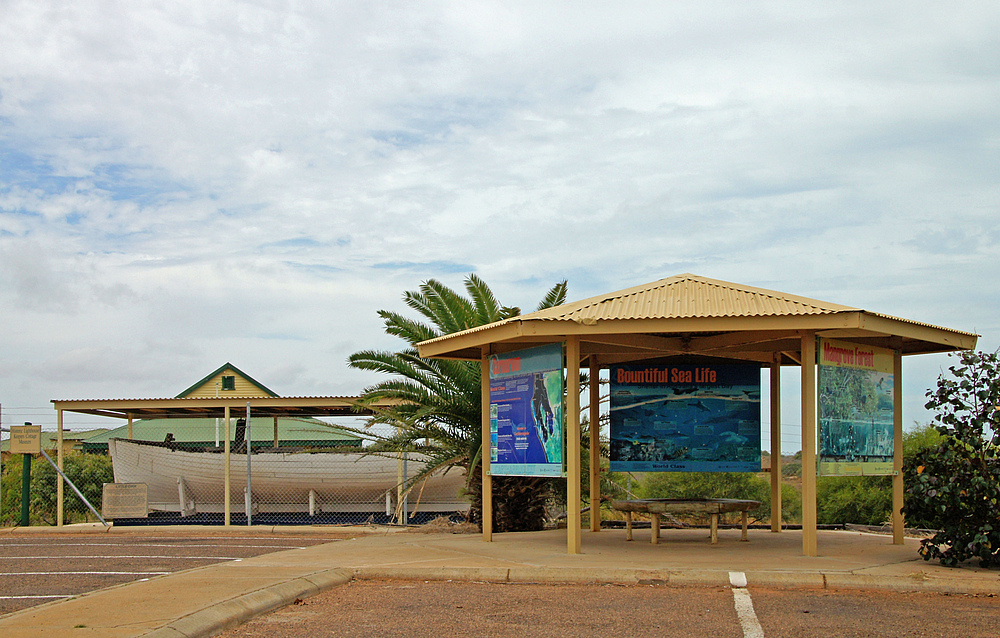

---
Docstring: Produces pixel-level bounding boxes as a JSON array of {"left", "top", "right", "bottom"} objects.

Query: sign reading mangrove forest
[{"left": 818, "top": 338, "right": 896, "bottom": 476}]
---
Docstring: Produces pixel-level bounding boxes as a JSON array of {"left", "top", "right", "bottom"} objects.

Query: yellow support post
[
  {"left": 892, "top": 349, "right": 904, "bottom": 544},
  {"left": 57, "top": 409, "right": 64, "bottom": 527},
  {"left": 589, "top": 356, "right": 601, "bottom": 533},
  {"left": 481, "top": 349, "right": 492, "bottom": 543},
  {"left": 801, "top": 334, "right": 818, "bottom": 556},
  {"left": 770, "top": 355, "right": 782, "bottom": 532},
  {"left": 566, "top": 337, "right": 582, "bottom": 554},
  {"left": 224, "top": 405, "right": 231, "bottom": 527}
]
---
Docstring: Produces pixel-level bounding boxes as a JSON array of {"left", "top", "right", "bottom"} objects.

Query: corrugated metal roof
[
  {"left": 51, "top": 395, "right": 403, "bottom": 421},
  {"left": 524, "top": 274, "right": 858, "bottom": 322},
  {"left": 418, "top": 273, "right": 977, "bottom": 352},
  {"left": 865, "top": 311, "right": 978, "bottom": 337}
]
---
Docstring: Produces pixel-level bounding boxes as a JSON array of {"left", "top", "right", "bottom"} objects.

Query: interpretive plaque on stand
[{"left": 102, "top": 483, "right": 149, "bottom": 518}]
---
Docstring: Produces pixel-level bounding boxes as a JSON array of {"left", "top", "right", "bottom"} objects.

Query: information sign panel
[
  {"left": 818, "top": 338, "right": 895, "bottom": 476},
  {"left": 102, "top": 483, "right": 149, "bottom": 518},
  {"left": 609, "top": 364, "right": 761, "bottom": 472},
  {"left": 489, "top": 343, "right": 564, "bottom": 477},
  {"left": 10, "top": 425, "right": 41, "bottom": 454}
]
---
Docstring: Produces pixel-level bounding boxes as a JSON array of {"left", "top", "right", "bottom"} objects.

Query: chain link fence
[{"left": 100, "top": 416, "right": 469, "bottom": 526}]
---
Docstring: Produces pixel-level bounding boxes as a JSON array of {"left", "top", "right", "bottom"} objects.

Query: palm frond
[
  {"left": 377, "top": 310, "right": 439, "bottom": 345},
  {"left": 347, "top": 272, "right": 570, "bottom": 530},
  {"left": 537, "top": 280, "right": 568, "bottom": 311},
  {"left": 465, "top": 273, "right": 503, "bottom": 325}
]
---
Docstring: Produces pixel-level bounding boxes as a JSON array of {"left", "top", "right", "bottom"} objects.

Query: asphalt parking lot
[{"left": 0, "top": 533, "right": 337, "bottom": 615}]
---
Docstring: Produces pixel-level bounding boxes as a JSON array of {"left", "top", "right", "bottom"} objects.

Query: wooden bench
[{"left": 610, "top": 498, "right": 761, "bottom": 544}]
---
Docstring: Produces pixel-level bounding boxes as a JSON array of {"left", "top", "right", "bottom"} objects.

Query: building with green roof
[
  {"left": 79, "top": 362, "right": 363, "bottom": 453},
  {"left": 81, "top": 416, "right": 360, "bottom": 453}
]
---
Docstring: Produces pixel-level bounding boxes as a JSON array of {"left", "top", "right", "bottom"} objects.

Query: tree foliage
[
  {"left": 347, "top": 274, "right": 567, "bottom": 532},
  {"left": 818, "top": 424, "right": 944, "bottom": 526},
  {"left": 903, "top": 350, "right": 1000, "bottom": 567},
  {"left": 817, "top": 475, "right": 891, "bottom": 525},
  {"left": 1, "top": 453, "right": 113, "bottom": 526}
]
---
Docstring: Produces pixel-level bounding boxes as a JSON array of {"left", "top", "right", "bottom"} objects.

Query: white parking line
[
  {"left": 0, "top": 543, "right": 309, "bottom": 549},
  {"left": 1, "top": 556, "right": 242, "bottom": 561},
  {"left": 0, "top": 572, "right": 173, "bottom": 576},
  {"left": 729, "top": 571, "right": 764, "bottom": 638}
]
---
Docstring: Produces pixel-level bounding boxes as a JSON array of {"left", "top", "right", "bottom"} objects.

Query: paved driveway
[{"left": 0, "top": 533, "right": 334, "bottom": 615}]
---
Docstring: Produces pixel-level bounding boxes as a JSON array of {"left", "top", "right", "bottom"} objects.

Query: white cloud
[{"left": 1, "top": 1, "right": 997, "bottom": 436}]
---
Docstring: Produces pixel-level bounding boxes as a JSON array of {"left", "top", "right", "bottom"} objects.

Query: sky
[{"left": 1, "top": 2, "right": 998, "bottom": 451}]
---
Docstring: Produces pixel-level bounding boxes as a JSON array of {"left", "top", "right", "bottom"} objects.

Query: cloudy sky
[{"left": 2, "top": 2, "right": 997, "bottom": 449}]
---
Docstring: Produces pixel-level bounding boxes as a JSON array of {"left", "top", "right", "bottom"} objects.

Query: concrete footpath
[{"left": 1, "top": 524, "right": 998, "bottom": 637}]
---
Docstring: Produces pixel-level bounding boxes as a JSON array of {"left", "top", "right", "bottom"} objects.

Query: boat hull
[{"left": 108, "top": 438, "right": 469, "bottom": 516}]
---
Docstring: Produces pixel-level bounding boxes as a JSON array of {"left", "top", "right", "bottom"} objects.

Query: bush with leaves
[
  {"left": 1, "top": 453, "right": 113, "bottom": 526},
  {"left": 30, "top": 453, "right": 114, "bottom": 525},
  {"left": 903, "top": 350, "right": 1000, "bottom": 567},
  {"left": 818, "top": 424, "right": 944, "bottom": 526},
  {"left": 817, "top": 475, "right": 891, "bottom": 525},
  {"left": 1, "top": 460, "right": 25, "bottom": 526}
]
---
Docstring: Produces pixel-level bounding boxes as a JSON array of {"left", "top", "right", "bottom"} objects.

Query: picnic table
[{"left": 610, "top": 498, "right": 760, "bottom": 545}]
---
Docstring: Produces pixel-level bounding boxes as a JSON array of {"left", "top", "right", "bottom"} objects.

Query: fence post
[{"left": 20, "top": 450, "right": 31, "bottom": 526}]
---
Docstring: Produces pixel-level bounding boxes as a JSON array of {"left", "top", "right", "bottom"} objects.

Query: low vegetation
[
  {"left": 1, "top": 453, "right": 113, "bottom": 526},
  {"left": 903, "top": 350, "right": 1000, "bottom": 567},
  {"left": 640, "top": 470, "right": 802, "bottom": 525}
]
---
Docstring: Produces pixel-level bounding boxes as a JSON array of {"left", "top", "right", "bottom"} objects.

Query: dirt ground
[
  {"left": 218, "top": 579, "right": 743, "bottom": 638},
  {"left": 218, "top": 580, "right": 1000, "bottom": 638}
]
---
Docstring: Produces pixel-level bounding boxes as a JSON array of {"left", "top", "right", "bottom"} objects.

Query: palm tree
[{"left": 348, "top": 274, "right": 567, "bottom": 531}]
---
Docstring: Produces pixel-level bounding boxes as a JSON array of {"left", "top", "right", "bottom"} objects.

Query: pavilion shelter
[
  {"left": 416, "top": 274, "right": 978, "bottom": 556},
  {"left": 51, "top": 362, "right": 404, "bottom": 526}
]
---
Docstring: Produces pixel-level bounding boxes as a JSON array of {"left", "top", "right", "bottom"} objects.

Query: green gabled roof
[
  {"left": 81, "top": 417, "right": 360, "bottom": 447},
  {"left": 176, "top": 362, "right": 279, "bottom": 398}
]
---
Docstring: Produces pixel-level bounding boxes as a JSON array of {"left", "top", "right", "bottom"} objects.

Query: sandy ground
[{"left": 218, "top": 580, "right": 1000, "bottom": 638}]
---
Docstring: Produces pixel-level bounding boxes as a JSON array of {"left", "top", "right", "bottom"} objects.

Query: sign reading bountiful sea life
[
  {"left": 489, "top": 343, "right": 565, "bottom": 477},
  {"left": 609, "top": 364, "right": 761, "bottom": 472},
  {"left": 818, "top": 338, "right": 895, "bottom": 476}
]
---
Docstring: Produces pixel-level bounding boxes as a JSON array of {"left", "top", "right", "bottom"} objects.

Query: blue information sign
[
  {"left": 609, "top": 364, "right": 761, "bottom": 472},
  {"left": 489, "top": 343, "right": 564, "bottom": 477}
]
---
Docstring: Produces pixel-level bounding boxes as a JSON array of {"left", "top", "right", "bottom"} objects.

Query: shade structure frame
[{"left": 416, "top": 274, "right": 977, "bottom": 556}]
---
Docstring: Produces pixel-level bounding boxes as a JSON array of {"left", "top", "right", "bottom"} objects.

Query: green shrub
[
  {"left": 818, "top": 475, "right": 891, "bottom": 525},
  {"left": 1, "top": 453, "right": 113, "bottom": 526},
  {"left": 640, "top": 471, "right": 801, "bottom": 525},
  {"left": 903, "top": 423, "right": 944, "bottom": 454},
  {"left": 773, "top": 482, "right": 802, "bottom": 524},
  {"left": 902, "top": 350, "right": 1000, "bottom": 568},
  {"left": 1, "top": 461, "right": 25, "bottom": 526},
  {"left": 781, "top": 462, "right": 802, "bottom": 478},
  {"left": 816, "top": 424, "right": 945, "bottom": 526}
]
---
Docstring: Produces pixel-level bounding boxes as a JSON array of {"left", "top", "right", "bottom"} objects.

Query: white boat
[{"left": 108, "top": 438, "right": 469, "bottom": 517}]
